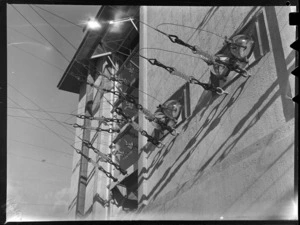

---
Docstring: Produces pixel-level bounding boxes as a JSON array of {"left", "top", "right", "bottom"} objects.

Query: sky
[{"left": 7, "top": 4, "right": 101, "bottom": 221}]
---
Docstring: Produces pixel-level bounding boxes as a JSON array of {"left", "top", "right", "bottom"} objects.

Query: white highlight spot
[{"left": 87, "top": 19, "right": 101, "bottom": 30}]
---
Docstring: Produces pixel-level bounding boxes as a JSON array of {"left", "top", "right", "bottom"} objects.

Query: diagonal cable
[
  {"left": 29, "top": 5, "right": 77, "bottom": 50},
  {"left": 8, "top": 84, "right": 74, "bottom": 135},
  {"left": 8, "top": 97, "right": 74, "bottom": 147},
  {"left": 33, "top": 5, "right": 83, "bottom": 29},
  {"left": 10, "top": 5, "right": 70, "bottom": 63}
]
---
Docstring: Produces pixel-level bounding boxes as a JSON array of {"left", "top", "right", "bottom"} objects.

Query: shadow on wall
[
  {"left": 240, "top": 147, "right": 294, "bottom": 217},
  {"left": 186, "top": 6, "right": 220, "bottom": 42},
  {"left": 232, "top": 6, "right": 263, "bottom": 37},
  {"left": 137, "top": 72, "right": 281, "bottom": 208},
  {"left": 263, "top": 187, "right": 296, "bottom": 220},
  {"left": 138, "top": 82, "right": 191, "bottom": 161},
  {"left": 191, "top": 79, "right": 280, "bottom": 187},
  {"left": 136, "top": 6, "right": 295, "bottom": 213},
  {"left": 264, "top": 6, "right": 294, "bottom": 122},
  {"left": 136, "top": 94, "right": 230, "bottom": 206},
  {"left": 136, "top": 57, "right": 251, "bottom": 208}
]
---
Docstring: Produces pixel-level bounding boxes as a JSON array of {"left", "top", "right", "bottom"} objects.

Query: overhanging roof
[{"left": 57, "top": 5, "right": 139, "bottom": 94}]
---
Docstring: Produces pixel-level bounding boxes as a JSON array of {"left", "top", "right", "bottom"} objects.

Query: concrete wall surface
[{"left": 124, "top": 6, "right": 297, "bottom": 220}]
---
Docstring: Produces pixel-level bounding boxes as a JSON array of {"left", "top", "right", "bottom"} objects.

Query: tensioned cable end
[{"left": 215, "top": 87, "right": 229, "bottom": 95}]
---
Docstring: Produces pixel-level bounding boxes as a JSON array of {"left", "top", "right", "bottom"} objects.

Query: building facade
[{"left": 58, "top": 6, "right": 296, "bottom": 220}]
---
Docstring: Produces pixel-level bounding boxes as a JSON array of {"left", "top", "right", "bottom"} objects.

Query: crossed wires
[
  {"left": 9, "top": 5, "right": 118, "bottom": 180},
  {"left": 9, "top": 5, "right": 250, "bottom": 182}
]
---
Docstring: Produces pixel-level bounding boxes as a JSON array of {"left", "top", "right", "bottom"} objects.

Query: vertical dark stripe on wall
[
  {"left": 75, "top": 81, "right": 93, "bottom": 218},
  {"left": 264, "top": 6, "right": 295, "bottom": 122}
]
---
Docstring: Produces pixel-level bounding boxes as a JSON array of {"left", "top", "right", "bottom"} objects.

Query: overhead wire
[
  {"left": 33, "top": 5, "right": 83, "bottom": 29},
  {"left": 39, "top": 14, "right": 175, "bottom": 112},
  {"left": 8, "top": 116, "right": 75, "bottom": 142},
  {"left": 9, "top": 6, "right": 215, "bottom": 155},
  {"left": 8, "top": 152, "right": 72, "bottom": 170},
  {"left": 156, "top": 22, "right": 225, "bottom": 39},
  {"left": 7, "top": 26, "right": 49, "bottom": 46},
  {"left": 9, "top": 28, "right": 112, "bottom": 126},
  {"left": 198, "top": 13, "right": 292, "bottom": 162},
  {"left": 8, "top": 114, "right": 75, "bottom": 124},
  {"left": 98, "top": 17, "right": 222, "bottom": 103},
  {"left": 29, "top": 5, "right": 78, "bottom": 50},
  {"left": 7, "top": 95, "right": 74, "bottom": 147},
  {"left": 74, "top": 49, "right": 164, "bottom": 106},
  {"left": 9, "top": 138, "right": 73, "bottom": 156},
  {"left": 8, "top": 5, "right": 127, "bottom": 173},
  {"left": 10, "top": 4, "right": 71, "bottom": 63},
  {"left": 138, "top": 47, "right": 210, "bottom": 81},
  {"left": 8, "top": 44, "right": 65, "bottom": 72},
  {"left": 8, "top": 85, "right": 74, "bottom": 135},
  {"left": 8, "top": 106, "right": 75, "bottom": 115},
  {"left": 139, "top": 47, "right": 206, "bottom": 59},
  {"left": 8, "top": 104, "right": 113, "bottom": 120}
]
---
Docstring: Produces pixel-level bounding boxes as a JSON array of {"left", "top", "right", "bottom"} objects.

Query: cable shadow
[
  {"left": 168, "top": 79, "right": 248, "bottom": 185},
  {"left": 216, "top": 142, "right": 294, "bottom": 218},
  {"left": 181, "top": 89, "right": 216, "bottom": 132},
  {"left": 136, "top": 81, "right": 245, "bottom": 205},
  {"left": 137, "top": 135, "right": 178, "bottom": 190},
  {"left": 147, "top": 135, "right": 178, "bottom": 176},
  {"left": 263, "top": 187, "right": 295, "bottom": 220},
  {"left": 186, "top": 6, "right": 220, "bottom": 42},
  {"left": 215, "top": 49, "right": 263, "bottom": 94},
  {"left": 189, "top": 77, "right": 249, "bottom": 150},
  {"left": 214, "top": 88, "right": 281, "bottom": 166},
  {"left": 231, "top": 6, "right": 263, "bottom": 37},
  {"left": 192, "top": 79, "right": 280, "bottom": 183},
  {"left": 182, "top": 95, "right": 227, "bottom": 151},
  {"left": 240, "top": 162, "right": 293, "bottom": 218}
]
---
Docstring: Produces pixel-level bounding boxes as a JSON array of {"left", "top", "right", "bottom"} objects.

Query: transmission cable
[
  {"left": 9, "top": 116, "right": 75, "bottom": 142},
  {"left": 29, "top": 5, "right": 77, "bottom": 50},
  {"left": 8, "top": 106, "right": 74, "bottom": 115},
  {"left": 33, "top": 5, "right": 83, "bottom": 29},
  {"left": 8, "top": 97, "right": 75, "bottom": 146},
  {"left": 8, "top": 85, "right": 74, "bottom": 135},
  {"left": 9, "top": 44, "right": 65, "bottom": 72},
  {"left": 9, "top": 138, "right": 72, "bottom": 156},
  {"left": 156, "top": 22, "right": 225, "bottom": 39},
  {"left": 10, "top": 5, "right": 70, "bottom": 63},
  {"left": 8, "top": 152, "right": 71, "bottom": 170}
]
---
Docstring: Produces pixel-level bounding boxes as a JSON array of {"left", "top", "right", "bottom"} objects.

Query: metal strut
[
  {"left": 154, "top": 29, "right": 250, "bottom": 77},
  {"left": 71, "top": 73, "right": 171, "bottom": 120},
  {"left": 155, "top": 29, "right": 250, "bottom": 77},
  {"left": 114, "top": 107, "right": 164, "bottom": 148},
  {"left": 78, "top": 137, "right": 127, "bottom": 175},
  {"left": 71, "top": 114, "right": 124, "bottom": 124},
  {"left": 71, "top": 145, "right": 118, "bottom": 182},
  {"left": 112, "top": 87, "right": 177, "bottom": 134},
  {"left": 72, "top": 61, "right": 132, "bottom": 88},
  {"left": 65, "top": 123, "right": 120, "bottom": 133},
  {"left": 139, "top": 55, "right": 228, "bottom": 95},
  {"left": 154, "top": 28, "right": 196, "bottom": 51},
  {"left": 168, "top": 34, "right": 197, "bottom": 52}
]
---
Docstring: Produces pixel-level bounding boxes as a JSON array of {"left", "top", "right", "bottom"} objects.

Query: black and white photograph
[{"left": 4, "top": 3, "right": 298, "bottom": 221}]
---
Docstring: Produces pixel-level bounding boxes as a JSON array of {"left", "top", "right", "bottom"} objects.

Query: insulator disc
[
  {"left": 161, "top": 100, "right": 182, "bottom": 120},
  {"left": 229, "top": 34, "right": 255, "bottom": 61},
  {"left": 212, "top": 54, "right": 231, "bottom": 77}
]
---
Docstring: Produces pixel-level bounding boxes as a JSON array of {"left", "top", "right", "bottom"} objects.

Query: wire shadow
[
  {"left": 186, "top": 6, "right": 220, "bottom": 42},
  {"left": 192, "top": 79, "right": 280, "bottom": 184},
  {"left": 136, "top": 80, "right": 247, "bottom": 205}
]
